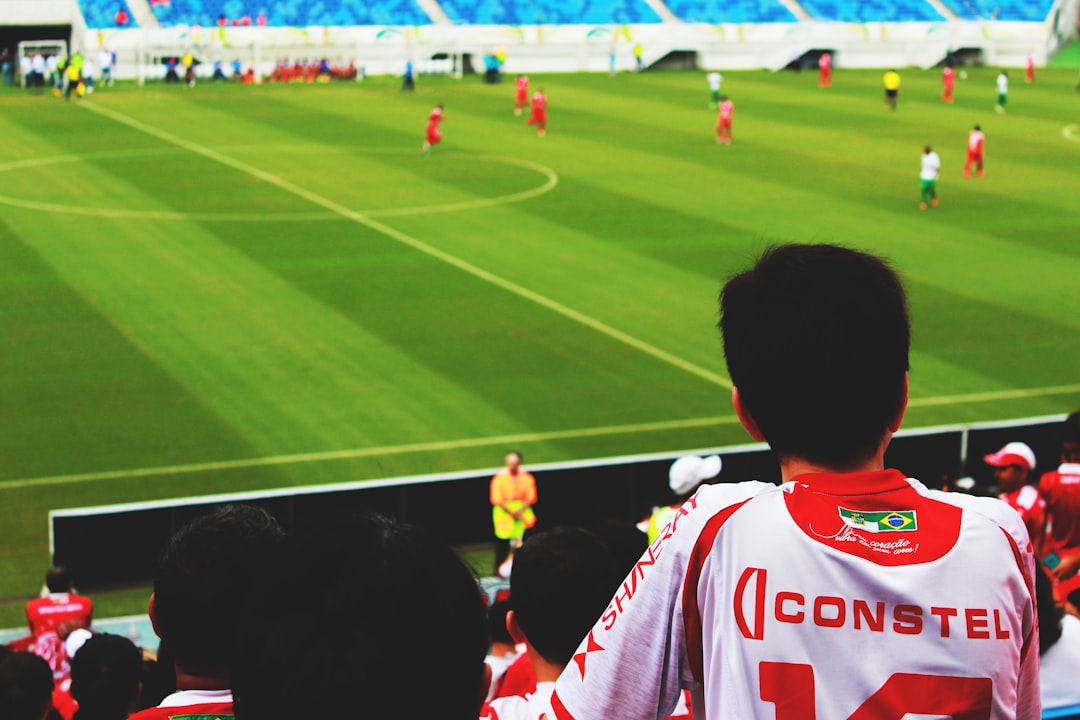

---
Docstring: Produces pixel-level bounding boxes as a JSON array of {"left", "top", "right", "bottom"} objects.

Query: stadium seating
[
  {"left": 665, "top": 0, "right": 796, "bottom": 23},
  {"left": 936, "top": 0, "right": 1054, "bottom": 21},
  {"left": 439, "top": 0, "right": 661, "bottom": 25},
  {"left": 144, "top": 0, "right": 430, "bottom": 27},
  {"left": 80, "top": 0, "right": 139, "bottom": 28},
  {"left": 798, "top": 0, "right": 943, "bottom": 21}
]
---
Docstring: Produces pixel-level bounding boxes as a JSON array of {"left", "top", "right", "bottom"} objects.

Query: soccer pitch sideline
[{"left": 0, "top": 67, "right": 1078, "bottom": 625}]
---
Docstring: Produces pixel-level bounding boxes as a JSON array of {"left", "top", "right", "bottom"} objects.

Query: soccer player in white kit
[{"left": 550, "top": 244, "right": 1039, "bottom": 720}]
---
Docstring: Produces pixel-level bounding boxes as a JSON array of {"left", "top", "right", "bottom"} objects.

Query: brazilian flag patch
[{"left": 839, "top": 507, "right": 917, "bottom": 533}]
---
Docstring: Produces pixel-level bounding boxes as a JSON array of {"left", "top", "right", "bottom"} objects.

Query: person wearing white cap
[
  {"left": 644, "top": 456, "right": 722, "bottom": 543},
  {"left": 985, "top": 441, "right": 1045, "bottom": 556}
]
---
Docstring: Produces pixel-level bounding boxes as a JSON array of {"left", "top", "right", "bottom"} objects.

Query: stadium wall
[
  {"left": 78, "top": 16, "right": 1070, "bottom": 83},
  {"left": 50, "top": 414, "right": 1067, "bottom": 591}
]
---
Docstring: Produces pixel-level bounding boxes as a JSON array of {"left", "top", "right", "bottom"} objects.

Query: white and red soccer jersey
[
  {"left": 26, "top": 592, "right": 93, "bottom": 639},
  {"left": 1000, "top": 485, "right": 1046, "bottom": 554},
  {"left": 819, "top": 53, "right": 831, "bottom": 70},
  {"left": 482, "top": 681, "right": 555, "bottom": 720},
  {"left": 968, "top": 129, "right": 985, "bottom": 157},
  {"left": 718, "top": 100, "right": 734, "bottom": 126},
  {"left": 551, "top": 470, "right": 1039, "bottom": 720},
  {"left": 531, "top": 93, "right": 547, "bottom": 114},
  {"left": 128, "top": 689, "right": 234, "bottom": 720},
  {"left": 943, "top": 66, "right": 956, "bottom": 85},
  {"left": 515, "top": 75, "right": 529, "bottom": 100}
]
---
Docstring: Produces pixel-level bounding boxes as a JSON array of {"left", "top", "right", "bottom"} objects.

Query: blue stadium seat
[
  {"left": 439, "top": 0, "right": 661, "bottom": 25},
  {"left": 145, "top": 0, "right": 430, "bottom": 27},
  {"left": 666, "top": 0, "right": 796, "bottom": 23},
  {"left": 800, "top": 0, "right": 943, "bottom": 21},
  {"left": 937, "top": 0, "right": 1053, "bottom": 20},
  {"left": 80, "top": 0, "right": 139, "bottom": 28}
]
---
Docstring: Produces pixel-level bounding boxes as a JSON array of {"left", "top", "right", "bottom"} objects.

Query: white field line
[
  {"left": 6, "top": 383, "right": 1080, "bottom": 492},
  {"left": 82, "top": 102, "right": 731, "bottom": 390},
  {"left": 0, "top": 415, "right": 739, "bottom": 490},
  {"left": 0, "top": 148, "right": 557, "bottom": 221}
]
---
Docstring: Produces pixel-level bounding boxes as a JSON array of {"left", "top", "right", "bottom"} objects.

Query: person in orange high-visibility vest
[{"left": 490, "top": 451, "right": 537, "bottom": 576}]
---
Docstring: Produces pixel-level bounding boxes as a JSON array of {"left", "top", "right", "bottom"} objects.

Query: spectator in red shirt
[
  {"left": 26, "top": 567, "right": 93, "bottom": 682},
  {"left": 985, "top": 441, "right": 1045, "bottom": 555}
]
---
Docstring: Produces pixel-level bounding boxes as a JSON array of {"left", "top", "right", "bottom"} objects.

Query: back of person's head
[
  {"left": 488, "top": 598, "right": 515, "bottom": 647},
  {"left": 510, "top": 527, "right": 622, "bottom": 667},
  {"left": 0, "top": 652, "right": 53, "bottom": 720},
  {"left": 1061, "top": 410, "right": 1080, "bottom": 462},
  {"left": 70, "top": 634, "right": 142, "bottom": 720},
  {"left": 234, "top": 511, "right": 488, "bottom": 720},
  {"left": 45, "top": 566, "right": 72, "bottom": 594},
  {"left": 152, "top": 504, "right": 284, "bottom": 677},
  {"left": 588, "top": 519, "right": 649, "bottom": 580},
  {"left": 720, "top": 243, "right": 910, "bottom": 468}
]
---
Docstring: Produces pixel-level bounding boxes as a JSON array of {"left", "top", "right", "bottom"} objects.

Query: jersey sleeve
[{"left": 551, "top": 482, "right": 774, "bottom": 720}]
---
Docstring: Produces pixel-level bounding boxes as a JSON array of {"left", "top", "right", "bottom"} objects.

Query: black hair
[
  {"left": 1061, "top": 411, "right": 1080, "bottom": 445},
  {"left": 0, "top": 652, "right": 53, "bottom": 720},
  {"left": 510, "top": 527, "right": 621, "bottom": 667},
  {"left": 45, "top": 566, "right": 71, "bottom": 594},
  {"left": 70, "top": 634, "right": 143, "bottom": 720},
  {"left": 720, "top": 244, "right": 910, "bottom": 468},
  {"left": 234, "top": 511, "right": 488, "bottom": 720},
  {"left": 152, "top": 504, "right": 285, "bottom": 675}
]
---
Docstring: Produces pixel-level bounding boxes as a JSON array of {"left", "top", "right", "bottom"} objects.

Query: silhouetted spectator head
[
  {"left": 720, "top": 244, "right": 909, "bottom": 469},
  {"left": 1035, "top": 561, "right": 1063, "bottom": 654},
  {"left": 234, "top": 511, "right": 488, "bottom": 720},
  {"left": 588, "top": 519, "right": 648, "bottom": 579},
  {"left": 70, "top": 633, "right": 142, "bottom": 720},
  {"left": 510, "top": 527, "right": 621, "bottom": 667},
  {"left": 1061, "top": 411, "right": 1080, "bottom": 464},
  {"left": 150, "top": 504, "right": 284, "bottom": 681},
  {"left": 45, "top": 567, "right": 73, "bottom": 594},
  {"left": 0, "top": 652, "right": 53, "bottom": 720},
  {"left": 488, "top": 598, "right": 515, "bottom": 648}
]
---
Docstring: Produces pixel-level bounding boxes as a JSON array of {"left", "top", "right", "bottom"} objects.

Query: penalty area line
[
  {"left": 81, "top": 102, "right": 730, "bottom": 391},
  {"left": 0, "top": 415, "right": 739, "bottom": 491}
]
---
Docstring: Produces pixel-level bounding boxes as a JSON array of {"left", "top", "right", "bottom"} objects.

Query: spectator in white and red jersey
[
  {"left": 26, "top": 567, "right": 93, "bottom": 682},
  {"left": 482, "top": 528, "right": 622, "bottom": 720},
  {"left": 233, "top": 511, "right": 489, "bottom": 720},
  {"left": 985, "top": 441, "right": 1045, "bottom": 555},
  {"left": 550, "top": 244, "right": 1039, "bottom": 720},
  {"left": 1039, "top": 410, "right": 1080, "bottom": 608},
  {"left": 128, "top": 504, "right": 285, "bottom": 720}
]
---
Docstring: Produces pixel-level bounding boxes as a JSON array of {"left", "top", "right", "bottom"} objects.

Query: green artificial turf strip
[{"left": 0, "top": 69, "right": 1077, "bottom": 621}]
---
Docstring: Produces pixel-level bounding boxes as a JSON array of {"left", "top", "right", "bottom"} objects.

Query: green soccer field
[{"left": 1, "top": 67, "right": 1078, "bottom": 625}]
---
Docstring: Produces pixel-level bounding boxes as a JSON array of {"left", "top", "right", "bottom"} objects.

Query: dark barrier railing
[{"left": 50, "top": 414, "right": 1068, "bottom": 590}]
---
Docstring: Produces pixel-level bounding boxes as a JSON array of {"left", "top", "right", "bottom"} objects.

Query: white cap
[
  {"left": 669, "top": 455, "right": 722, "bottom": 496},
  {"left": 983, "top": 442, "right": 1036, "bottom": 471},
  {"left": 65, "top": 628, "right": 93, "bottom": 659}
]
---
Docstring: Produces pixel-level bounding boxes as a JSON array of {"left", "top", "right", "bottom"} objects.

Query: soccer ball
[{"left": 959, "top": 70, "right": 968, "bottom": 80}]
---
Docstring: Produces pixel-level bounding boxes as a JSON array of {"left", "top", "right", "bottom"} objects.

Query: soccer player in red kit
[
  {"left": 716, "top": 95, "right": 734, "bottom": 145},
  {"left": 818, "top": 52, "right": 831, "bottom": 88},
  {"left": 514, "top": 74, "right": 529, "bottom": 116},
  {"left": 527, "top": 89, "right": 547, "bottom": 137},
  {"left": 965, "top": 124, "right": 984, "bottom": 178},
  {"left": 422, "top": 104, "right": 444, "bottom": 154},
  {"left": 1025, "top": 53, "right": 1035, "bottom": 83},
  {"left": 942, "top": 64, "right": 956, "bottom": 103}
]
